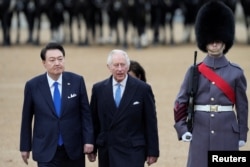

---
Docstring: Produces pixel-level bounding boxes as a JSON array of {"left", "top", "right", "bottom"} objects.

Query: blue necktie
[
  {"left": 53, "top": 82, "right": 61, "bottom": 117},
  {"left": 53, "top": 82, "right": 63, "bottom": 145},
  {"left": 115, "top": 83, "right": 121, "bottom": 107}
]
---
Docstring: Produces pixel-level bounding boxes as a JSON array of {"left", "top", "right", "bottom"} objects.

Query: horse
[
  {"left": 105, "top": 0, "right": 131, "bottom": 48},
  {"left": 130, "top": 0, "right": 149, "bottom": 48},
  {"left": 239, "top": 0, "right": 250, "bottom": 44},
  {"left": 32, "top": 0, "right": 64, "bottom": 45},
  {"left": 180, "top": 0, "right": 201, "bottom": 43},
  {"left": 13, "top": 0, "right": 36, "bottom": 44},
  {"left": 61, "top": 0, "right": 81, "bottom": 44},
  {"left": 0, "top": 0, "right": 15, "bottom": 46},
  {"left": 149, "top": 0, "right": 181, "bottom": 45},
  {"left": 149, "top": 0, "right": 164, "bottom": 45},
  {"left": 89, "top": 0, "right": 105, "bottom": 45},
  {"left": 66, "top": 0, "right": 105, "bottom": 46}
]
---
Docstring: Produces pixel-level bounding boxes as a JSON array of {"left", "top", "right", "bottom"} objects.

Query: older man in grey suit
[{"left": 87, "top": 49, "right": 159, "bottom": 167}]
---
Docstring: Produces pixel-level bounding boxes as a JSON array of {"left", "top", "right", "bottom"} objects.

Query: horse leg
[
  {"left": 108, "top": 23, "right": 115, "bottom": 44},
  {"left": 3, "top": 12, "right": 12, "bottom": 46},
  {"left": 152, "top": 9, "right": 160, "bottom": 45},
  {"left": 122, "top": 15, "right": 129, "bottom": 49},
  {"left": 35, "top": 14, "right": 41, "bottom": 45},
  {"left": 90, "top": 17, "right": 96, "bottom": 45},
  {"left": 84, "top": 13, "right": 91, "bottom": 45},
  {"left": 16, "top": 11, "right": 21, "bottom": 44},
  {"left": 169, "top": 13, "right": 175, "bottom": 45},
  {"left": 160, "top": 11, "right": 166, "bottom": 45},
  {"left": 23, "top": 9, "right": 34, "bottom": 44},
  {"left": 108, "top": 14, "right": 117, "bottom": 45},
  {"left": 69, "top": 12, "right": 74, "bottom": 44},
  {"left": 76, "top": 14, "right": 83, "bottom": 45},
  {"left": 84, "top": 19, "right": 90, "bottom": 46},
  {"left": 133, "top": 3, "right": 147, "bottom": 48},
  {"left": 246, "top": 16, "right": 250, "bottom": 44},
  {"left": 115, "top": 22, "right": 120, "bottom": 46},
  {"left": 96, "top": 9, "right": 104, "bottom": 45},
  {"left": 53, "top": 5, "right": 65, "bottom": 43},
  {"left": 2, "top": 22, "right": 9, "bottom": 46},
  {"left": 182, "top": 22, "right": 191, "bottom": 43}
]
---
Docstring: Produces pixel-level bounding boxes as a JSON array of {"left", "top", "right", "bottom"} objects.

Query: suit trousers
[
  {"left": 37, "top": 145, "right": 85, "bottom": 167},
  {"left": 98, "top": 145, "right": 146, "bottom": 167}
]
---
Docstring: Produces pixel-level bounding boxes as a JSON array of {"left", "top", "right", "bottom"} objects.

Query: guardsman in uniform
[{"left": 173, "top": 1, "right": 249, "bottom": 167}]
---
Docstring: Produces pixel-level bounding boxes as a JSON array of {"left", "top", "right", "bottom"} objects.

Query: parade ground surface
[{"left": 1, "top": 22, "right": 250, "bottom": 167}]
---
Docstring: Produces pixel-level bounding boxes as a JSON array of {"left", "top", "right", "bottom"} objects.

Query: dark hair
[
  {"left": 40, "top": 42, "right": 65, "bottom": 60},
  {"left": 129, "top": 60, "right": 147, "bottom": 82}
]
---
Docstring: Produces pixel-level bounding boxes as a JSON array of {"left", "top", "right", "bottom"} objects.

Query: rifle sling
[{"left": 198, "top": 63, "right": 235, "bottom": 103}]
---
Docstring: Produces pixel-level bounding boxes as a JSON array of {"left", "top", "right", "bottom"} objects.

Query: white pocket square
[
  {"left": 68, "top": 93, "right": 77, "bottom": 99},
  {"left": 133, "top": 101, "right": 140, "bottom": 105}
]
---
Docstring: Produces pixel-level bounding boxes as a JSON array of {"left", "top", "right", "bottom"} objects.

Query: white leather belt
[{"left": 194, "top": 105, "right": 233, "bottom": 112}]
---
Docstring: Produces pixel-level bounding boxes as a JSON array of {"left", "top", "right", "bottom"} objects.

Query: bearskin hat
[{"left": 195, "top": 0, "right": 235, "bottom": 54}]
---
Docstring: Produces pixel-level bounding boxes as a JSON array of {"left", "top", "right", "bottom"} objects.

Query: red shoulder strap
[{"left": 198, "top": 63, "right": 235, "bottom": 103}]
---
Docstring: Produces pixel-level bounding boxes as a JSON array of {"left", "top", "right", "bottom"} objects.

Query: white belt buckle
[{"left": 210, "top": 105, "right": 218, "bottom": 112}]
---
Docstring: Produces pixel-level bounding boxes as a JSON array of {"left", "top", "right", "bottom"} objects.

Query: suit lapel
[
  {"left": 113, "top": 76, "right": 137, "bottom": 121},
  {"left": 61, "top": 73, "right": 71, "bottom": 116},
  {"left": 39, "top": 74, "right": 56, "bottom": 116},
  {"left": 101, "top": 77, "right": 118, "bottom": 129},
  {"left": 121, "top": 77, "right": 137, "bottom": 107},
  {"left": 104, "top": 78, "right": 117, "bottom": 115}
]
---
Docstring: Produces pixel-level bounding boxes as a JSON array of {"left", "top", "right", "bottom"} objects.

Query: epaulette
[{"left": 229, "top": 62, "right": 243, "bottom": 70}]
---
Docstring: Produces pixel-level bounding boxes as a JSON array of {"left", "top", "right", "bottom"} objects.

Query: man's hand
[
  {"left": 83, "top": 144, "right": 94, "bottom": 154},
  {"left": 182, "top": 132, "right": 192, "bottom": 142},
  {"left": 21, "top": 151, "right": 30, "bottom": 165},
  {"left": 87, "top": 153, "right": 97, "bottom": 162},
  {"left": 239, "top": 140, "right": 246, "bottom": 147},
  {"left": 146, "top": 156, "right": 158, "bottom": 166}
]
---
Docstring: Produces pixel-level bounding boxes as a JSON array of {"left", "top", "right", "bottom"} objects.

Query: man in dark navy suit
[
  {"left": 88, "top": 49, "right": 159, "bottom": 167},
  {"left": 19, "top": 42, "right": 94, "bottom": 167}
]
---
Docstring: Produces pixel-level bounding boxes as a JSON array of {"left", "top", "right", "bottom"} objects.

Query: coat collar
[{"left": 203, "top": 54, "right": 229, "bottom": 69}]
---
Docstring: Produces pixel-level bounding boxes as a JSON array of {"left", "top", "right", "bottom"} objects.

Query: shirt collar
[
  {"left": 47, "top": 73, "right": 62, "bottom": 88},
  {"left": 112, "top": 74, "right": 128, "bottom": 87}
]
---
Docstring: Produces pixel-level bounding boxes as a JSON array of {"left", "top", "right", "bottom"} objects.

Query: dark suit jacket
[
  {"left": 20, "top": 72, "right": 94, "bottom": 162},
  {"left": 90, "top": 75, "right": 159, "bottom": 167}
]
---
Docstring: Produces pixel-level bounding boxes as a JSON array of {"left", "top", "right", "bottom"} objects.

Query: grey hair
[{"left": 107, "top": 49, "right": 130, "bottom": 66}]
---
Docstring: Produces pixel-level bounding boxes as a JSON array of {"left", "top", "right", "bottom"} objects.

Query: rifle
[{"left": 186, "top": 51, "right": 199, "bottom": 133}]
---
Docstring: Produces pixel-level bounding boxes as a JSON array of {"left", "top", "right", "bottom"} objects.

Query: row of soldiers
[{"left": 1, "top": 0, "right": 250, "bottom": 48}]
